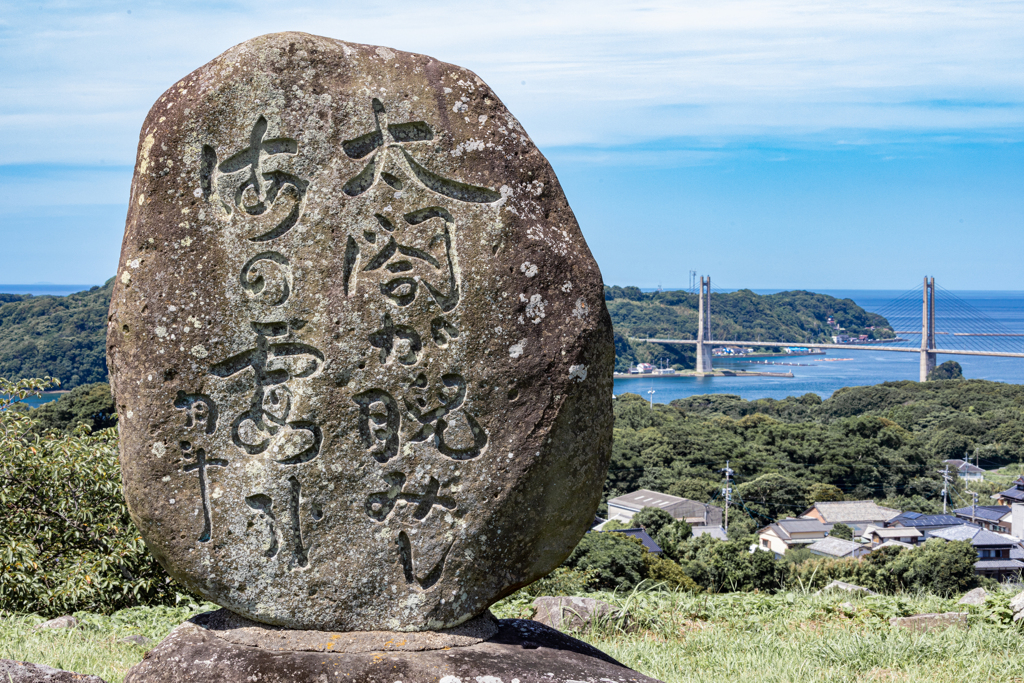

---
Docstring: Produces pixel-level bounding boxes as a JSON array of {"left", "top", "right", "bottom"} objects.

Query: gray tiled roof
[
  {"left": 944, "top": 459, "right": 986, "bottom": 475},
  {"left": 777, "top": 518, "right": 832, "bottom": 534},
  {"left": 999, "top": 487, "right": 1024, "bottom": 502},
  {"left": 890, "top": 514, "right": 970, "bottom": 528},
  {"left": 954, "top": 505, "right": 1010, "bottom": 522},
  {"left": 928, "top": 525, "right": 980, "bottom": 542},
  {"left": 974, "top": 560, "right": 1024, "bottom": 570},
  {"left": 929, "top": 526, "right": 1012, "bottom": 547},
  {"left": 804, "top": 501, "right": 901, "bottom": 524},
  {"left": 806, "top": 537, "right": 864, "bottom": 557}
]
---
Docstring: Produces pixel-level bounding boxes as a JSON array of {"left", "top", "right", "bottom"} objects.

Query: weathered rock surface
[
  {"left": 816, "top": 580, "right": 876, "bottom": 596},
  {"left": 1011, "top": 590, "right": 1024, "bottom": 621},
  {"left": 34, "top": 616, "right": 78, "bottom": 630},
  {"left": 191, "top": 607, "right": 497, "bottom": 652},
  {"left": 0, "top": 659, "right": 106, "bottom": 682},
  {"left": 124, "top": 617, "right": 661, "bottom": 683},
  {"left": 957, "top": 587, "right": 988, "bottom": 606},
  {"left": 107, "top": 31, "right": 614, "bottom": 632},
  {"left": 532, "top": 596, "right": 626, "bottom": 633},
  {"left": 889, "top": 612, "right": 968, "bottom": 632}
]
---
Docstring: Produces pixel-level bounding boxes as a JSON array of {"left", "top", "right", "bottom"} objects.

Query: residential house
[
  {"left": 806, "top": 537, "right": 870, "bottom": 560},
  {"left": 607, "top": 489, "right": 724, "bottom": 527},
  {"left": 997, "top": 477, "right": 1024, "bottom": 507},
  {"left": 605, "top": 528, "right": 662, "bottom": 555},
  {"left": 943, "top": 459, "right": 986, "bottom": 481},
  {"left": 863, "top": 525, "right": 923, "bottom": 546},
  {"left": 929, "top": 525, "right": 1024, "bottom": 580},
  {"left": 954, "top": 505, "right": 1011, "bottom": 534},
  {"left": 885, "top": 511, "right": 973, "bottom": 536},
  {"left": 800, "top": 500, "right": 901, "bottom": 537},
  {"left": 758, "top": 518, "right": 832, "bottom": 558}
]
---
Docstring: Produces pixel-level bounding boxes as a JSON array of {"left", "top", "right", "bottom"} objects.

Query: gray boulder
[
  {"left": 532, "top": 596, "right": 628, "bottom": 632},
  {"left": 34, "top": 616, "right": 77, "bottom": 631},
  {"left": 108, "top": 31, "right": 614, "bottom": 633},
  {"left": 1011, "top": 590, "right": 1024, "bottom": 621},
  {"left": 816, "top": 580, "right": 877, "bottom": 596},
  {"left": 890, "top": 612, "right": 968, "bottom": 632},
  {"left": 123, "top": 617, "right": 662, "bottom": 683},
  {"left": 957, "top": 587, "right": 988, "bottom": 606},
  {"left": 0, "top": 659, "right": 106, "bottom": 682}
]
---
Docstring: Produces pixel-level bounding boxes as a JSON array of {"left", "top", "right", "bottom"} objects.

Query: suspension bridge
[{"left": 634, "top": 277, "right": 1024, "bottom": 382}]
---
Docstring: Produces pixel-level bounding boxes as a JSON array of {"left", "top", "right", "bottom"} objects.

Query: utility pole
[
  {"left": 720, "top": 460, "right": 734, "bottom": 532},
  {"left": 966, "top": 489, "right": 979, "bottom": 523},
  {"left": 647, "top": 387, "right": 655, "bottom": 409},
  {"left": 936, "top": 464, "right": 952, "bottom": 515}
]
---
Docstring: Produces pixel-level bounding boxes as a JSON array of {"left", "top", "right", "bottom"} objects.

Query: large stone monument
[{"left": 110, "top": 32, "right": 653, "bottom": 682}]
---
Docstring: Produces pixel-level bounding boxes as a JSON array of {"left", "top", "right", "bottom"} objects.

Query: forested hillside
[
  {"left": 0, "top": 282, "right": 892, "bottom": 385},
  {"left": 609, "top": 379, "right": 1024, "bottom": 523},
  {"left": 607, "top": 286, "right": 892, "bottom": 372},
  {"left": 0, "top": 279, "right": 113, "bottom": 389}
]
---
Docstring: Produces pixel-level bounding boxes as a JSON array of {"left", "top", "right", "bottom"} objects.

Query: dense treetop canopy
[{"left": 0, "top": 279, "right": 113, "bottom": 389}]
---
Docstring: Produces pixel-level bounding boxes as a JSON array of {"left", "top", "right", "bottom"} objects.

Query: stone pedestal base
[{"left": 125, "top": 612, "right": 662, "bottom": 683}]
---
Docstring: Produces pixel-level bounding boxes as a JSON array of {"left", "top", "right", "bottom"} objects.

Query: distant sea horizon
[
  {"left": 5, "top": 283, "right": 1024, "bottom": 406},
  {"left": 0, "top": 284, "right": 101, "bottom": 296}
]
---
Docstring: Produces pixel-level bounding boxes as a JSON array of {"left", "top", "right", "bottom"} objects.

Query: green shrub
[
  {"left": 565, "top": 532, "right": 648, "bottom": 591},
  {"left": 643, "top": 553, "right": 702, "bottom": 592},
  {"left": 520, "top": 567, "right": 596, "bottom": 597},
  {"left": 0, "top": 377, "right": 182, "bottom": 616},
  {"left": 830, "top": 523, "right": 853, "bottom": 540},
  {"left": 631, "top": 506, "right": 692, "bottom": 561}
]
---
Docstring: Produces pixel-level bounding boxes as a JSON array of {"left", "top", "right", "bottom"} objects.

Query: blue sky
[{"left": 1, "top": 0, "right": 1021, "bottom": 289}]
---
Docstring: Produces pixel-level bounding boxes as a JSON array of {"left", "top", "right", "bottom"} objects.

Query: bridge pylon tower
[
  {"left": 696, "top": 276, "right": 714, "bottom": 376},
  {"left": 920, "top": 276, "right": 936, "bottom": 382}
]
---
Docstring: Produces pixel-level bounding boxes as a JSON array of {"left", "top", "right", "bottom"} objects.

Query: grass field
[{"left": 2, "top": 590, "right": 1023, "bottom": 683}]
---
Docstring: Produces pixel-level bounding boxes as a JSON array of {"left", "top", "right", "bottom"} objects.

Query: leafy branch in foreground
[{"left": 0, "top": 376, "right": 186, "bottom": 616}]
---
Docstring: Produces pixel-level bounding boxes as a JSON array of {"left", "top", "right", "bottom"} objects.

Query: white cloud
[{"left": 0, "top": 0, "right": 1021, "bottom": 164}]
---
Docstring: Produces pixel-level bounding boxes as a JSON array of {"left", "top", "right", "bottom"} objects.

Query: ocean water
[
  {"left": 615, "top": 289, "right": 1024, "bottom": 403},
  {"left": 0, "top": 284, "right": 100, "bottom": 296},
  {"left": 3, "top": 286, "right": 1023, "bottom": 407}
]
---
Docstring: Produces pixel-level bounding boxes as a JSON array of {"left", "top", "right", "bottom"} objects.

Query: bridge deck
[{"left": 634, "top": 339, "right": 1024, "bottom": 359}]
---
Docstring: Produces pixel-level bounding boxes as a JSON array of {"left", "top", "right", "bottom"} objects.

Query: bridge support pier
[
  {"left": 920, "top": 350, "right": 936, "bottom": 382},
  {"left": 696, "top": 276, "right": 713, "bottom": 376},
  {"left": 696, "top": 340, "right": 714, "bottom": 375},
  {"left": 919, "top": 275, "right": 936, "bottom": 382}
]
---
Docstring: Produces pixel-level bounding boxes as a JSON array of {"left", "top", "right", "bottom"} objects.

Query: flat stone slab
[
  {"left": 0, "top": 659, "right": 106, "bottom": 682},
  {"left": 532, "top": 596, "right": 626, "bottom": 633},
  {"left": 196, "top": 607, "right": 497, "bottom": 652},
  {"left": 124, "top": 618, "right": 662, "bottom": 683},
  {"left": 108, "top": 31, "right": 614, "bottom": 632},
  {"left": 890, "top": 612, "right": 968, "bottom": 632}
]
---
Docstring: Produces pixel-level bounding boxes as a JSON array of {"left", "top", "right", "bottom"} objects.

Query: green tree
[
  {"left": 0, "top": 377, "right": 181, "bottom": 615},
  {"left": 736, "top": 473, "right": 809, "bottom": 521},
  {"left": 29, "top": 382, "right": 115, "bottom": 433},
  {"left": 830, "top": 523, "right": 853, "bottom": 540},
  {"left": 565, "top": 532, "right": 647, "bottom": 591},
  {"left": 928, "top": 361, "right": 965, "bottom": 381},
  {"left": 632, "top": 507, "right": 675, "bottom": 536},
  {"left": 807, "top": 482, "right": 846, "bottom": 504}
]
